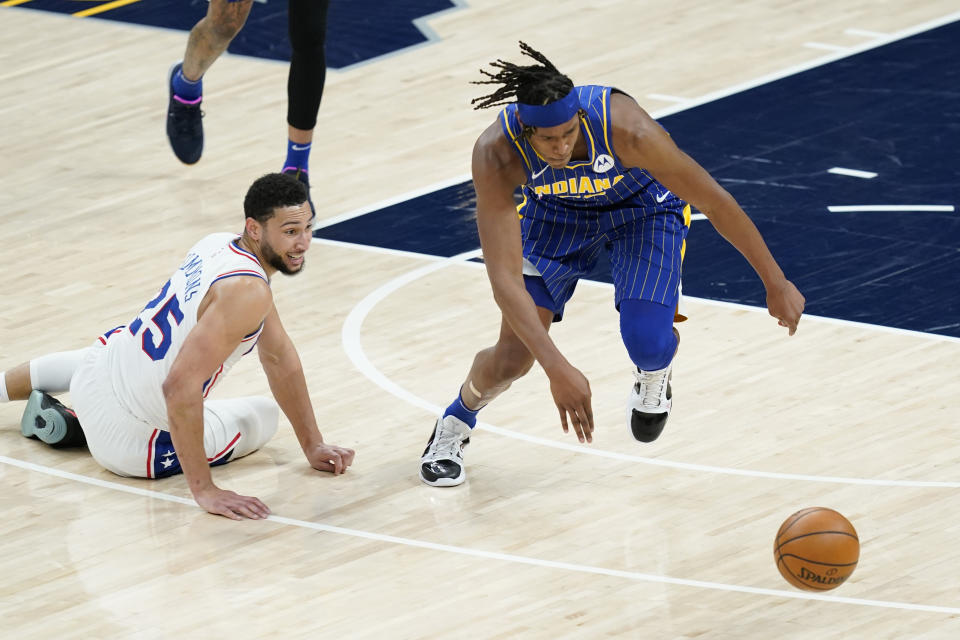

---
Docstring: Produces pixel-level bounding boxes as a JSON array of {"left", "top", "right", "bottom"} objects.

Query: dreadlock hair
[{"left": 471, "top": 41, "right": 574, "bottom": 113}]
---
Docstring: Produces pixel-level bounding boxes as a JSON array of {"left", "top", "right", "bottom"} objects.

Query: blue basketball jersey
[
  {"left": 497, "top": 86, "right": 691, "bottom": 317},
  {"left": 499, "top": 85, "right": 685, "bottom": 219}
]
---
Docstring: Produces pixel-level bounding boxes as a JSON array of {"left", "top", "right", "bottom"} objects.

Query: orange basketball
[{"left": 774, "top": 507, "right": 859, "bottom": 591}]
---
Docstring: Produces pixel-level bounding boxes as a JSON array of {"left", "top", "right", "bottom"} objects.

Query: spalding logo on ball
[{"left": 774, "top": 507, "right": 859, "bottom": 590}]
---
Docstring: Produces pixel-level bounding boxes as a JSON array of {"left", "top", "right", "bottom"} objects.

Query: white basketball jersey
[{"left": 101, "top": 233, "right": 268, "bottom": 427}]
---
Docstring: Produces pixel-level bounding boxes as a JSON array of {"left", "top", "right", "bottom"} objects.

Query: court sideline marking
[{"left": 2, "top": 454, "right": 958, "bottom": 616}]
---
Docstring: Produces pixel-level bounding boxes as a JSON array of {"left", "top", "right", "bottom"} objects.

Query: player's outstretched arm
[
  {"left": 163, "top": 277, "right": 273, "bottom": 520},
  {"left": 472, "top": 123, "right": 594, "bottom": 441},
  {"left": 611, "top": 93, "right": 805, "bottom": 334},
  {"left": 257, "top": 303, "right": 355, "bottom": 475}
]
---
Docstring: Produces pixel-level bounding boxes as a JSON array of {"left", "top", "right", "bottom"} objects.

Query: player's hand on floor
[
  {"left": 548, "top": 363, "right": 594, "bottom": 443},
  {"left": 194, "top": 486, "right": 271, "bottom": 521},
  {"left": 767, "top": 279, "right": 805, "bottom": 335},
  {"left": 306, "top": 442, "right": 356, "bottom": 475}
]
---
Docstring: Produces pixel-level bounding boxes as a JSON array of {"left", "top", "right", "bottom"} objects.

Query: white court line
[
  {"left": 338, "top": 248, "right": 960, "bottom": 487},
  {"left": 804, "top": 42, "right": 850, "bottom": 52},
  {"left": 314, "top": 236, "right": 453, "bottom": 262},
  {"left": 340, "top": 248, "right": 482, "bottom": 418},
  {"left": 828, "top": 205, "right": 955, "bottom": 213},
  {"left": 646, "top": 93, "right": 692, "bottom": 103},
  {"left": 314, "top": 237, "right": 960, "bottom": 345},
  {"left": 313, "top": 173, "right": 472, "bottom": 230},
  {"left": 651, "top": 10, "right": 960, "bottom": 120},
  {"left": 1, "top": 454, "right": 957, "bottom": 615},
  {"left": 828, "top": 167, "right": 878, "bottom": 179},
  {"left": 845, "top": 28, "right": 891, "bottom": 39},
  {"left": 679, "top": 294, "right": 960, "bottom": 344}
]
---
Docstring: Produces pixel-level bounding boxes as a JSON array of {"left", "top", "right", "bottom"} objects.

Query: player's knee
[
  {"left": 211, "top": 20, "right": 244, "bottom": 43},
  {"left": 621, "top": 322, "right": 675, "bottom": 371},
  {"left": 495, "top": 346, "right": 535, "bottom": 382},
  {"left": 620, "top": 299, "right": 677, "bottom": 371},
  {"left": 208, "top": 7, "right": 249, "bottom": 42},
  {"left": 239, "top": 397, "right": 279, "bottom": 451}
]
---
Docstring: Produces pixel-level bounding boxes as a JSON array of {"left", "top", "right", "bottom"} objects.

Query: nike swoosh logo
[
  {"left": 531, "top": 166, "right": 549, "bottom": 180},
  {"left": 291, "top": 144, "right": 311, "bottom": 151},
  {"left": 656, "top": 190, "right": 671, "bottom": 203}
]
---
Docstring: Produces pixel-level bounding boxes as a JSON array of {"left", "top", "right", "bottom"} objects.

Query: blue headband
[{"left": 517, "top": 88, "right": 579, "bottom": 128}]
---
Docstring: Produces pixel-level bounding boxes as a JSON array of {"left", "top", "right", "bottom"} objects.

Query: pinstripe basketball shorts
[{"left": 520, "top": 200, "right": 691, "bottom": 320}]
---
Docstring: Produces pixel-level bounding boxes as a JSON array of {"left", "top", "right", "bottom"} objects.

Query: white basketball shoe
[
  {"left": 419, "top": 415, "right": 471, "bottom": 487},
  {"left": 627, "top": 364, "right": 672, "bottom": 442}
]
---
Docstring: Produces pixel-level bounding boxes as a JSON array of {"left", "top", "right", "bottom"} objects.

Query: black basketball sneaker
[
  {"left": 166, "top": 62, "right": 204, "bottom": 165},
  {"left": 627, "top": 365, "right": 672, "bottom": 443},
  {"left": 21, "top": 390, "right": 87, "bottom": 448}
]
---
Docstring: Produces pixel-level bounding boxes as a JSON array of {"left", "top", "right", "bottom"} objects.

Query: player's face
[
  {"left": 528, "top": 115, "right": 580, "bottom": 168},
  {"left": 260, "top": 202, "right": 314, "bottom": 275}
]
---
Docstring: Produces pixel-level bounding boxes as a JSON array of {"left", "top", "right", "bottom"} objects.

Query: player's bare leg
[
  {"left": 167, "top": 0, "right": 254, "bottom": 164},
  {"left": 419, "top": 307, "right": 553, "bottom": 486}
]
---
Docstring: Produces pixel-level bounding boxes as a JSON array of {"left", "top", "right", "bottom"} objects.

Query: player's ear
[
  {"left": 244, "top": 216, "right": 262, "bottom": 241},
  {"left": 517, "top": 113, "right": 534, "bottom": 139}
]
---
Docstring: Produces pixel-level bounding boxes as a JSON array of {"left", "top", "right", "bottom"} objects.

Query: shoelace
[
  {"left": 430, "top": 422, "right": 464, "bottom": 459},
  {"left": 169, "top": 102, "right": 204, "bottom": 136},
  {"left": 634, "top": 369, "right": 668, "bottom": 409}
]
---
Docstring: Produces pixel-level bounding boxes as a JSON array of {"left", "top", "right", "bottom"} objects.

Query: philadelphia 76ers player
[{"left": 0, "top": 173, "right": 354, "bottom": 519}]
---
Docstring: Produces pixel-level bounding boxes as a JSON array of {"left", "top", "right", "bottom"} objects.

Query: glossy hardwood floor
[{"left": 1, "top": 2, "right": 959, "bottom": 638}]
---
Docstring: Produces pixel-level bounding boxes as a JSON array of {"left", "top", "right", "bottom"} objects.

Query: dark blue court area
[
  {"left": 13, "top": 0, "right": 457, "bottom": 68},
  {"left": 317, "top": 21, "right": 960, "bottom": 337}
]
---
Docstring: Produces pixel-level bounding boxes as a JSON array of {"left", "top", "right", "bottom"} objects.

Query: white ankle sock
[{"left": 0, "top": 372, "right": 8, "bottom": 403}]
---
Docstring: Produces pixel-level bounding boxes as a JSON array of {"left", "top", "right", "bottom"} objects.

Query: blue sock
[
  {"left": 283, "top": 140, "right": 311, "bottom": 174},
  {"left": 172, "top": 66, "right": 202, "bottom": 101},
  {"left": 443, "top": 392, "right": 480, "bottom": 428}
]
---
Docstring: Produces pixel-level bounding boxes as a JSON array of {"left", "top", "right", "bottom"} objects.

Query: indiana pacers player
[{"left": 420, "top": 42, "right": 804, "bottom": 487}]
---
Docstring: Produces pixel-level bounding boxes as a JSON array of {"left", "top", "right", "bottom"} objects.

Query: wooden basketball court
[{"left": 2, "top": 1, "right": 959, "bottom": 637}]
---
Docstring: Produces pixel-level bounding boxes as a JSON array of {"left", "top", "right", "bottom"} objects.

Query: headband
[{"left": 516, "top": 88, "right": 579, "bottom": 128}]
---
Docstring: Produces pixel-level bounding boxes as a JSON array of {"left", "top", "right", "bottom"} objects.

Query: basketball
[{"left": 774, "top": 507, "right": 859, "bottom": 591}]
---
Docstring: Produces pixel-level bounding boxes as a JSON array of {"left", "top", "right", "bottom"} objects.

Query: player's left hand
[
  {"left": 766, "top": 279, "right": 805, "bottom": 335},
  {"left": 306, "top": 442, "right": 356, "bottom": 475}
]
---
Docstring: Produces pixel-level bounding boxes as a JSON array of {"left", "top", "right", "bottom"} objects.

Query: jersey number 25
[{"left": 129, "top": 280, "right": 184, "bottom": 361}]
